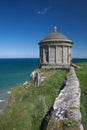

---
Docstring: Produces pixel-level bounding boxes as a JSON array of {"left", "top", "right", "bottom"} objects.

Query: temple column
[
  {"left": 40, "top": 46, "right": 42, "bottom": 64},
  {"left": 48, "top": 46, "right": 50, "bottom": 64},
  {"left": 69, "top": 47, "right": 71, "bottom": 63},
  {"left": 43, "top": 47, "right": 46, "bottom": 63},
  {"left": 67, "top": 47, "right": 70, "bottom": 63},
  {"left": 62, "top": 46, "right": 64, "bottom": 63},
  {"left": 56, "top": 46, "right": 59, "bottom": 64},
  {"left": 70, "top": 47, "right": 72, "bottom": 62},
  {"left": 67, "top": 47, "right": 68, "bottom": 63},
  {"left": 55, "top": 46, "right": 57, "bottom": 64}
]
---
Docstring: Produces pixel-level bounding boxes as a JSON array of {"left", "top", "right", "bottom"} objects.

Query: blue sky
[{"left": 0, "top": 0, "right": 87, "bottom": 58}]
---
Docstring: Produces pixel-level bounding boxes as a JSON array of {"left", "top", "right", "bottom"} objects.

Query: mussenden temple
[{"left": 38, "top": 26, "right": 73, "bottom": 69}]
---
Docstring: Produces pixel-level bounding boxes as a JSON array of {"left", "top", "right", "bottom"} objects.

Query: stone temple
[{"left": 38, "top": 26, "right": 73, "bottom": 69}]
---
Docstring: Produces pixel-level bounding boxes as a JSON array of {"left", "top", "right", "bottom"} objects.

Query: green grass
[
  {"left": 0, "top": 69, "right": 67, "bottom": 130},
  {"left": 75, "top": 62, "right": 87, "bottom": 130},
  {"left": 0, "top": 63, "right": 87, "bottom": 130}
]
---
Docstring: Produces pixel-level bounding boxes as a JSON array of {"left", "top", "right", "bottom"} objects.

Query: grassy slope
[
  {"left": 0, "top": 63, "right": 87, "bottom": 130},
  {"left": 75, "top": 62, "right": 87, "bottom": 130},
  {"left": 0, "top": 69, "right": 67, "bottom": 130}
]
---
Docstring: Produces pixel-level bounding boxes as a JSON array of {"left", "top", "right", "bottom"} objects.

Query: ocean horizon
[{"left": 0, "top": 58, "right": 87, "bottom": 110}]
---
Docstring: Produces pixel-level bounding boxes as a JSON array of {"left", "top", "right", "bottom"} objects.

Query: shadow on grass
[
  {"left": 40, "top": 79, "right": 66, "bottom": 130},
  {"left": 40, "top": 106, "right": 53, "bottom": 130}
]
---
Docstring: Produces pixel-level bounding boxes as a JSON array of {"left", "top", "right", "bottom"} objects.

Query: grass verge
[{"left": 75, "top": 62, "right": 87, "bottom": 130}]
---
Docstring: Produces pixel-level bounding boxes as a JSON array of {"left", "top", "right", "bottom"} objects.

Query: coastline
[
  {"left": 0, "top": 62, "right": 87, "bottom": 129},
  {"left": 0, "top": 58, "right": 39, "bottom": 111},
  {"left": 0, "top": 58, "right": 87, "bottom": 111},
  {"left": 0, "top": 89, "right": 10, "bottom": 115},
  {"left": 0, "top": 80, "right": 29, "bottom": 113}
]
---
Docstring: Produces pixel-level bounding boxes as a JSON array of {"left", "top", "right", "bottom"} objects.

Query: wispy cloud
[{"left": 37, "top": 6, "right": 52, "bottom": 15}]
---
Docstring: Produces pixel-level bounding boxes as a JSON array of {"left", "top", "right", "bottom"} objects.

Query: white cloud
[{"left": 37, "top": 6, "right": 52, "bottom": 15}]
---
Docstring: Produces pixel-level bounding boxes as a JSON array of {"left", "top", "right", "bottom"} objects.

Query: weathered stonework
[
  {"left": 39, "top": 27, "right": 73, "bottom": 69},
  {"left": 46, "top": 67, "right": 84, "bottom": 130}
]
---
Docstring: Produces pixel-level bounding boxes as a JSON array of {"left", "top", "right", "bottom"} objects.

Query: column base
[{"left": 40, "top": 63, "right": 71, "bottom": 69}]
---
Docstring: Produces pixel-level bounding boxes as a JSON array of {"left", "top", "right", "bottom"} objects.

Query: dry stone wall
[{"left": 47, "top": 67, "right": 84, "bottom": 130}]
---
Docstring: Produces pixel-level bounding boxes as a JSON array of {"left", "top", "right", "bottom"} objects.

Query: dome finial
[{"left": 54, "top": 26, "right": 57, "bottom": 32}]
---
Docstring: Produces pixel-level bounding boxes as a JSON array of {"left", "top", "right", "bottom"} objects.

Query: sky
[{"left": 0, "top": 0, "right": 87, "bottom": 58}]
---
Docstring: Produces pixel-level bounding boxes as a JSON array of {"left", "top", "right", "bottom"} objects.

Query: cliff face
[{"left": 45, "top": 67, "right": 84, "bottom": 130}]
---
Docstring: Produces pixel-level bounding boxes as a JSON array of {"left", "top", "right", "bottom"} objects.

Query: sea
[
  {"left": 0, "top": 58, "right": 87, "bottom": 111},
  {"left": 0, "top": 58, "right": 39, "bottom": 111}
]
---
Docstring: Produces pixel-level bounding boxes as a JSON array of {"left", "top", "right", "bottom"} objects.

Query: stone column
[
  {"left": 56, "top": 46, "right": 58, "bottom": 64},
  {"left": 43, "top": 47, "right": 46, "bottom": 63},
  {"left": 55, "top": 46, "right": 57, "bottom": 64},
  {"left": 48, "top": 46, "right": 50, "bottom": 64},
  {"left": 40, "top": 46, "right": 42, "bottom": 64},
  {"left": 67, "top": 47, "right": 69, "bottom": 63},
  {"left": 56, "top": 46, "right": 62, "bottom": 64},
  {"left": 63, "top": 46, "right": 68, "bottom": 64},
  {"left": 54, "top": 46, "right": 56, "bottom": 64},
  {"left": 62, "top": 46, "right": 64, "bottom": 63},
  {"left": 68, "top": 47, "right": 71, "bottom": 63},
  {"left": 71, "top": 47, "right": 72, "bottom": 62}
]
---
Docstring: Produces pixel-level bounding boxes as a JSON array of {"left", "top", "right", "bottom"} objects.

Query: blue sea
[
  {"left": 0, "top": 58, "right": 87, "bottom": 111},
  {"left": 0, "top": 58, "right": 39, "bottom": 110}
]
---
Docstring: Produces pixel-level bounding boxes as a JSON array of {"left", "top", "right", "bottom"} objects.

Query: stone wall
[{"left": 41, "top": 67, "right": 84, "bottom": 130}]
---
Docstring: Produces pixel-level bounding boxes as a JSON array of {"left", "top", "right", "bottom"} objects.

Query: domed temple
[{"left": 38, "top": 27, "right": 73, "bottom": 69}]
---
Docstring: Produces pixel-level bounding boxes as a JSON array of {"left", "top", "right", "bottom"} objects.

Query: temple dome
[{"left": 41, "top": 26, "right": 72, "bottom": 42}]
